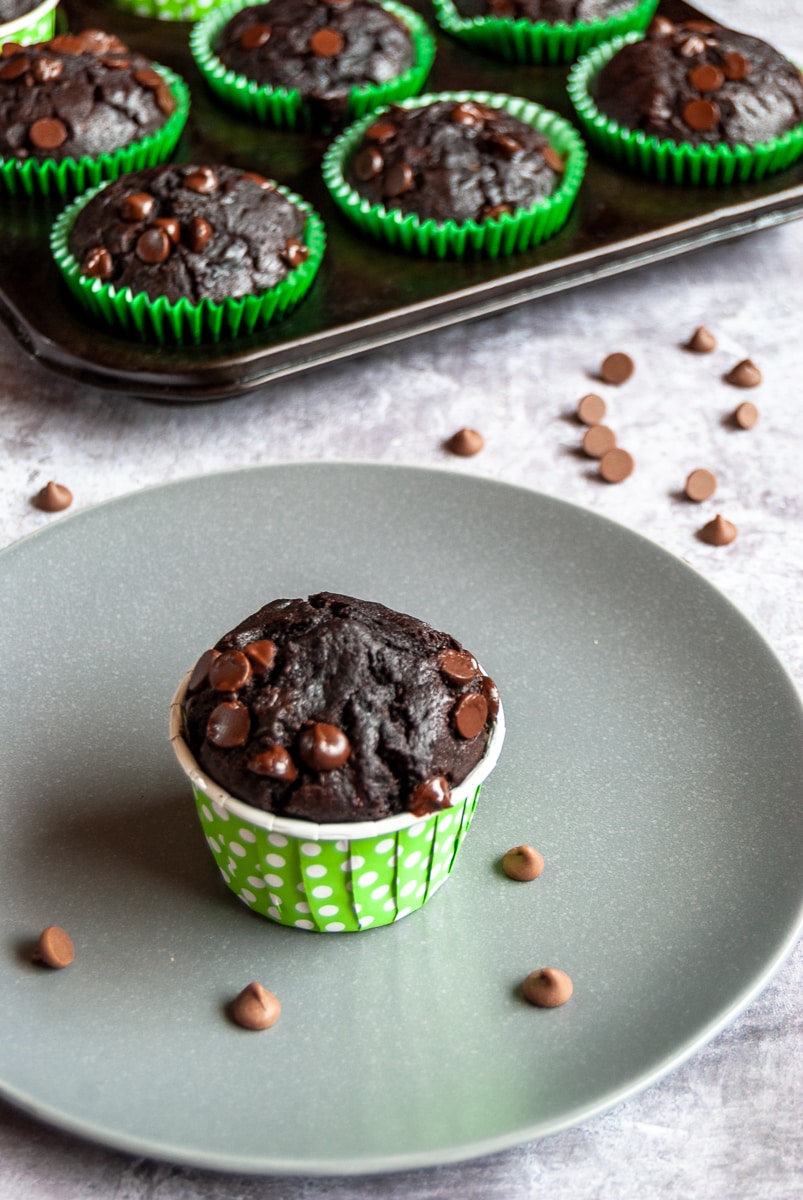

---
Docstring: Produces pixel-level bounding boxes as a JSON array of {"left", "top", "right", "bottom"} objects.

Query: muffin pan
[{"left": 1, "top": 0, "right": 802, "bottom": 401}]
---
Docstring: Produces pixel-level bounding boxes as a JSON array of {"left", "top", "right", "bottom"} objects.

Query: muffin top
[
  {"left": 345, "top": 98, "right": 565, "bottom": 223},
  {"left": 182, "top": 592, "right": 500, "bottom": 823},
  {"left": 592, "top": 15, "right": 803, "bottom": 147},
  {"left": 459, "top": 0, "right": 633, "bottom": 22},
  {"left": 68, "top": 163, "right": 311, "bottom": 305},
  {"left": 0, "top": 0, "right": 41, "bottom": 21},
  {"left": 0, "top": 29, "right": 177, "bottom": 163},
  {"left": 216, "top": 0, "right": 415, "bottom": 125}
]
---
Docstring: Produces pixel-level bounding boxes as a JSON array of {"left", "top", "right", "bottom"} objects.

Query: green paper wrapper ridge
[
  {"left": 109, "top": 0, "right": 225, "bottom": 20},
  {"left": 169, "top": 672, "right": 505, "bottom": 932},
  {"left": 190, "top": 0, "right": 436, "bottom": 130},
  {"left": 0, "top": 0, "right": 58, "bottom": 45},
  {"left": 321, "top": 90, "right": 587, "bottom": 259},
  {"left": 0, "top": 64, "right": 190, "bottom": 199},
  {"left": 50, "top": 181, "right": 326, "bottom": 344},
  {"left": 430, "top": 0, "right": 658, "bottom": 64},
  {"left": 567, "top": 34, "right": 803, "bottom": 186}
]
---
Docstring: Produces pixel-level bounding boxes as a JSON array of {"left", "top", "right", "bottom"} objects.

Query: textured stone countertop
[{"left": 1, "top": 1, "right": 802, "bottom": 1196}]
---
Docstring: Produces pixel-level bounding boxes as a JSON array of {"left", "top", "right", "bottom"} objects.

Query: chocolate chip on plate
[
  {"left": 32, "top": 481, "right": 73, "bottom": 512},
  {"left": 502, "top": 845, "right": 544, "bottom": 881},
  {"left": 684, "top": 468, "right": 717, "bottom": 502},
  {"left": 523, "top": 967, "right": 573, "bottom": 1007},
  {"left": 231, "top": 982, "right": 281, "bottom": 1030},
  {"left": 444, "top": 427, "right": 484, "bottom": 456},
  {"left": 599, "top": 352, "right": 634, "bottom": 384},
  {"left": 32, "top": 925, "right": 75, "bottom": 969}
]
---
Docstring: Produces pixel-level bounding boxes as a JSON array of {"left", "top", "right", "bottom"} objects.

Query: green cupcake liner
[
  {"left": 190, "top": 0, "right": 436, "bottom": 131},
  {"left": 50, "top": 178, "right": 326, "bottom": 344},
  {"left": 321, "top": 90, "right": 587, "bottom": 259},
  {"left": 567, "top": 34, "right": 803, "bottom": 185},
  {"left": 0, "top": 64, "right": 190, "bottom": 199},
  {"left": 430, "top": 0, "right": 658, "bottom": 65},
  {"left": 108, "top": 0, "right": 223, "bottom": 20},
  {"left": 169, "top": 674, "right": 505, "bottom": 932},
  {"left": 0, "top": 0, "right": 58, "bottom": 45}
]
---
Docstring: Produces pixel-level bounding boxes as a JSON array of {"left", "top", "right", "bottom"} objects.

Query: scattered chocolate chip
[
  {"left": 722, "top": 51, "right": 749, "bottom": 81},
  {"left": 365, "top": 120, "right": 396, "bottom": 143},
  {"left": 309, "top": 27, "right": 344, "bottom": 56},
  {"left": 32, "top": 481, "right": 73, "bottom": 512},
  {"left": 121, "top": 191, "right": 156, "bottom": 222},
  {"left": 383, "top": 161, "right": 414, "bottom": 197},
  {"left": 686, "top": 325, "right": 716, "bottom": 352},
  {"left": 32, "top": 925, "right": 75, "bottom": 969},
  {"left": 599, "top": 447, "right": 634, "bottom": 483},
  {"left": 440, "top": 648, "right": 478, "bottom": 685},
  {"left": 28, "top": 117, "right": 68, "bottom": 150},
  {"left": 0, "top": 54, "right": 30, "bottom": 80},
  {"left": 502, "top": 845, "right": 544, "bottom": 881},
  {"left": 523, "top": 967, "right": 573, "bottom": 1008},
  {"left": 135, "top": 227, "right": 171, "bottom": 265},
  {"left": 599, "top": 351, "right": 634, "bottom": 384},
  {"left": 698, "top": 514, "right": 737, "bottom": 546},
  {"left": 247, "top": 746, "right": 297, "bottom": 780},
  {"left": 576, "top": 393, "right": 606, "bottom": 425},
  {"left": 444, "top": 427, "right": 484, "bottom": 456},
  {"left": 582, "top": 424, "right": 616, "bottom": 458},
  {"left": 733, "top": 401, "right": 759, "bottom": 429},
  {"left": 542, "top": 145, "right": 565, "bottom": 173},
  {"left": 682, "top": 98, "right": 720, "bottom": 132},
  {"left": 153, "top": 216, "right": 180, "bottom": 244},
  {"left": 353, "top": 146, "right": 383, "bottom": 181},
  {"left": 410, "top": 775, "right": 451, "bottom": 817},
  {"left": 244, "top": 639, "right": 276, "bottom": 672},
  {"left": 453, "top": 692, "right": 488, "bottom": 739},
  {"left": 206, "top": 701, "right": 250, "bottom": 748},
  {"left": 281, "top": 237, "right": 309, "bottom": 269},
  {"left": 186, "top": 215, "right": 213, "bottom": 253},
  {"left": 240, "top": 22, "right": 271, "bottom": 49},
  {"left": 684, "top": 468, "right": 717, "bottom": 502},
  {"left": 298, "top": 722, "right": 350, "bottom": 770},
  {"left": 209, "top": 649, "right": 252, "bottom": 692},
  {"left": 81, "top": 246, "right": 113, "bottom": 280},
  {"left": 231, "top": 982, "right": 281, "bottom": 1030},
  {"left": 188, "top": 648, "right": 219, "bottom": 693},
  {"left": 184, "top": 167, "right": 218, "bottom": 194},
  {"left": 481, "top": 676, "right": 500, "bottom": 721},
  {"left": 688, "top": 63, "right": 724, "bottom": 91},
  {"left": 725, "top": 359, "right": 761, "bottom": 388}
]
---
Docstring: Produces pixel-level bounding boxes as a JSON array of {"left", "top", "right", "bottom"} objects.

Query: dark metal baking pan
[{"left": 1, "top": 0, "right": 801, "bottom": 401}]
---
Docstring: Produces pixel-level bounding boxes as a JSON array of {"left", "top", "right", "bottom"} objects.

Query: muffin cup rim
[{"left": 431, "top": 0, "right": 658, "bottom": 38}]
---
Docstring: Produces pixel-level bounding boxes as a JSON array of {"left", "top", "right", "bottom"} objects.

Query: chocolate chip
[
  {"left": 32, "top": 481, "right": 72, "bottom": 512},
  {"left": 523, "top": 968, "right": 573, "bottom": 1008},
  {"left": 647, "top": 15, "right": 674, "bottom": 36},
  {"left": 576, "top": 393, "right": 606, "bottom": 425},
  {"left": 244, "top": 639, "right": 276, "bottom": 672},
  {"left": 154, "top": 82, "right": 176, "bottom": 116},
  {"left": 153, "top": 216, "right": 180, "bottom": 244},
  {"left": 490, "top": 132, "right": 522, "bottom": 159},
  {"left": 682, "top": 98, "right": 720, "bottom": 132},
  {"left": 733, "top": 401, "right": 759, "bottom": 429},
  {"left": 135, "top": 227, "right": 171, "bottom": 265},
  {"left": 599, "top": 447, "right": 634, "bottom": 483},
  {"left": 502, "top": 845, "right": 544, "bottom": 881},
  {"left": 679, "top": 35, "right": 707, "bottom": 57},
  {"left": 48, "top": 34, "right": 85, "bottom": 54},
  {"left": 133, "top": 66, "right": 163, "bottom": 90},
  {"left": 451, "top": 101, "right": 484, "bottom": 128},
  {"left": 81, "top": 246, "right": 113, "bottom": 280},
  {"left": 365, "top": 120, "right": 396, "bottom": 143},
  {"left": 29, "top": 117, "right": 67, "bottom": 150},
  {"left": 686, "top": 325, "right": 716, "bottom": 352},
  {"left": 599, "top": 351, "right": 634, "bottom": 384},
  {"left": 206, "top": 701, "right": 250, "bottom": 747},
  {"left": 722, "top": 51, "right": 749, "bottom": 81},
  {"left": 453, "top": 692, "right": 488, "bottom": 739},
  {"left": 725, "top": 359, "right": 761, "bottom": 388},
  {"left": 444, "top": 427, "right": 484, "bottom": 456},
  {"left": 100, "top": 56, "right": 131, "bottom": 70},
  {"left": 383, "top": 161, "right": 414, "bottom": 197},
  {"left": 281, "top": 238, "right": 309, "bottom": 269},
  {"left": 188, "top": 648, "right": 219, "bottom": 692},
  {"left": 121, "top": 191, "right": 156, "bottom": 221},
  {"left": 410, "top": 775, "right": 451, "bottom": 817},
  {"left": 209, "top": 649, "right": 252, "bottom": 692},
  {"left": 298, "top": 722, "right": 350, "bottom": 770},
  {"left": 184, "top": 167, "right": 218, "bottom": 194},
  {"left": 309, "top": 28, "right": 343, "bottom": 56},
  {"left": 440, "top": 648, "right": 478, "bottom": 685},
  {"left": 581, "top": 424, "right": 616, "bottom": 458},
  {"left": 698, "top": 514, "right": 737, "bottom": 546},
  {"left": 684, "top": 19, "right": 716, "bottom": 33},
  {"left": 0, "top": 54, "right": 30, "bottom": 80},
  {"left": 483, "top": 203, "right": 513, "bottom": 220},
  {"left": 684, "top": 468, "right": 717, "bottom": 502},
  {"left": 353, "top": 146, "right": 383, "bottom": 181},
  {"left": 32, "top": 925, "right": 75, "bottom": 969},
  {"left": 688, "top": 64, "right": 724, "bottom": 91},
  {"left": 1, "top": 42, "right": 20, "bottom": 58},
  {"left": 247, "top": 746, "right": 297, "bottom": 780},
  {"left": 542, "top": 145, "right": 565, "bottom": 173},
  {"left": 231, "top": 983, "right": 281, "bottom": 1030},
  {"left": 241, "top": 171, "right": 275, "bottom": 190},
  {"left": 186, "top": 216, "right": 213, "bottom": 253},
  {"left": 240, "top": 22, "right": 271, "bottom": 49},
  {"left": 481, "top": 675, "right": 500, "bottom": 721}
]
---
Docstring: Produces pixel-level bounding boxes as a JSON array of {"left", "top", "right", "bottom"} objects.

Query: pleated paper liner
[
  {"left": 567, "top": 34, "right": 803, "bottom": 186},
  {"left": 108, "top": 0, "right": 225, "bottom": 20},
  {"left": 0, "top": 0, "right": 59, "bottom": 46},
  {"left": 0, "top": 64, "right": 190, "bottom": 199},
  {"left": 50, "top": 180, "right": 326, "bottom": 344},
  {"left": 169, "top": 673, "right": 506, "bottom": 932},
  {"left": 430, "top": 0, "right": 658, "bottom": 65},
  {"left": 322, "top": 91, "right": 587, "bottom": 259},
  {"left": 190, "top": 0, "right": 436, "bottom": 131}
]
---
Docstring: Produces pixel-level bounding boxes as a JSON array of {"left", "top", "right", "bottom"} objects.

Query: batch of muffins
[{"left": 1, "top": 0, "right": 802, "bottom": 344}]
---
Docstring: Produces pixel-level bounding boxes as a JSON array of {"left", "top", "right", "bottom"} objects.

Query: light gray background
[{"left": 1, "top": 0, "right": 802, "bottom": 1195}]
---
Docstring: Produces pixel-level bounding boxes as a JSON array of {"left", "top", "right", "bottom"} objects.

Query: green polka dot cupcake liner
[
  {"left": 0, "top": 64, "right": 190, "bottom": 199},
  {"left": 430, "top": 0, "right": 658, "bottom": 65},
  {"left": 0, "top": 0, "right": 58, "bottom": 45},
  {"left": 108, "top": 0, "right": 223, "bottom": 20},
  {"left": 50, "top": 179, "right": 326, "bottom": 344},
  {"left": 169, "top": 676, "right": 505, "bottom": 933},
  {"left": 321, "top": 90, "right": 587, "bottom": 259},
  {"left": 190, "top": 0, "right": 436, "bottom": 131},
  {"left": 567, "top": 34, "right": 803, "bottom": 185}
]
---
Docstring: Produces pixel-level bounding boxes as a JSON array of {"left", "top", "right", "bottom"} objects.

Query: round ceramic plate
[{"left": 1, "top": 463, "right": 801, "bottom": 1175}]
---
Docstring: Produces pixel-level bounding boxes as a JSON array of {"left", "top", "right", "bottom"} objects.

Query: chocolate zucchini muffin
[
  {"left": 182, "top": 592, "right": 500, "bottom": 824},
  {"left": 459, "top": 0, "right": 633, "bottom": 20},
  {"left": 592, "top": 16, "right": 803, "bottom": 146},
  {"left": 0, "top": 0, "right": 40, "bottom": 19},
  {"left": 0, "top": 30, "right": 178, "bottom": 163},
  {"left": 67, "top": 163, "right": 312, "bottom": 305}
]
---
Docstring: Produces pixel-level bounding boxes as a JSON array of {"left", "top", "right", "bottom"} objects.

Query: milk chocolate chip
[
  {"left": 244, "top": 639, "right": 276, "bottom": 672},
  {"left": 698, "top": 514, "right": 737, "bottom": 546},
  {"left": 309, "top": 27, "right": 343, "bottom": 56},
  {"left": 599, "top": 352, "right": 634, "bottom": 384},
  {"left": 445, "top": 427, "right": 484, "bottom": 456},
  {"left": 684, "top": 468, "right": 717, "bottom": 502},
  {"left": 523, "top": 967, "right": 573, "bottom": 1007},
  {"left": 440, "top": 648, "right": 478, "bottom": 685},
  {"left": 582, "top": 425, "right": 616, "bottom": 458},
  {"left": 502, "top": 845, "right": 544, "bottom": 881},
  {"left": 686, "top": 325, "right": 716, "bottom": 353},
  {"left": 231, "top": 982, "right": 281, "bottom": 1030},
  {"left": 599, "top": 447, "right": 634, "bottom": 483},
  {"left": 726, "top": 359, "right": 761, "bottom": 388},
  {"left": 453, "top": 692, "right": 488, "bottom": 739},
  {"left": 576, "top": 393, "right": 606, "bottom": 425},
  {"left": 32, "top": 925, "right": 75, "bottom": 969},
  {"left": 733, "top": 401, "right": 759, "bottom": 429},
  {"left": 209, "top": 649, "right": 252, "bottom": 692},
  {"left": 32, "top": 481, "right": 73, "bottom": 512}
]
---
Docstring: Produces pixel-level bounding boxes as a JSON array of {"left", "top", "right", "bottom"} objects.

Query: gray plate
[{"left": 1, "top": 463, "right": 802, "bottom": 1176}]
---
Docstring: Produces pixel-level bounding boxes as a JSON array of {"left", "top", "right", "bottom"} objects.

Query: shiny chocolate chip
[
  {"left": 244, "top": 639, "right": 276, "bottom": 672},
  {"left": 646, "top": 15, "right": 674, "bottom": 37},
  {"left": 153, "top": 216, "right": 180, "bottom": 244},
  {"left": 81, "top": 246, "right": 113, "bottom": 280},
  {"left": 599, "top": 351, "right": 634, "bottom": 384},
  {"left": 121, "top": 191, "right": 156, "bottom": 221},
  {"left": 309, "top": 27, "right": 344, "bottom": 56},
  {"left": 240, "top": 22, "right": 271, "bottom": 49},
  {"left": 231, "top": 982, "right": 281, "bottom": 1030},
  {"left": 451, "top": 101, "right": 485, "bottom": 128},
  {"left": 365, "top": 120, "right": 397, "bottom": 143},
  {"left": 410, "top": 775, "right": 451, "bottom": 817},
  {"left": 678, "top": 35, "right": 706, "bottom": 57},
  {"left": 32, "top": 481, "right": 72, "bottom": 512},
  {"left": 186, "top": 215, "right": 213, "bottom": 253},
  {"left": 282, "top": 238, "right": 309, "bottom": 269},
  {"left": 241, "top": 170, "right": 275, "bottom": 189},
  {"left": 298, "top": 722, "right": 350, "bottom": 771},
  {"left": 154, "top": 82, "right": 176, "bottom": 116},
  {"left": 135, "top": 227, "right": 171, "bottom": 265},
  {"left": 490, "top": 132, "right": 522, "bottom": 159},
  {"left": 685, "top": 468, "right": 717, "bottom": 503},
  {"left": 523, "top": 967, "right": 573, "bottom": 1008},
  {"left": 722, "top": 51, "right": 749, "bottom": 81},
  {"left": 383, "top": 161, "right": 413, "bottom": 197},
  {"left": 188, "top": 648, "right": 219, "bottom": 692},
  {"left": 725, "top": 358, "right": 761, "bottom": 387},
  {"left": 481, "top": 675, "right": 500, "bottom": 721},
  {"left": 209, "top": 649, "right": 252, "bottom": 692},
  {"left": 354, "top": 146, "right": 383, "bottom": 181},
  {"left": 184, "top": 167, "right": 218, "bottom": 194},
  {"left": 133, "top": 66, "right": 163, "bottom": 90},
  {"left": 32, "top": 925, "right": 75, "bottom": 969},
  {"left": 206, "top": 701, "right": 250, "bottom": 748},
  {"left": 247, "top": 745, "right": 297, "bottom": 780},
  {"left": 0, "top": 54, "right": 30, "bottom": 79},
  {"left": 440, "top": 648, "right": 478, "bottom": 685},
  {"left": 688, "top": 64, "right": 724, "bottom": 92},
  {"left": 502, "top": 845, "right": 544, "bottom": 881},
  {"left": 733, "top": 401, "right": 759, "bottom": 429},
  {"left": 453, "top": 692, "right": 488, "bottom": 739},
  {"left": 542, "top": 145, "right": 565, "bottom": 173},
  {"left": 29, "top": 117, "right": 67, "bottom": 150}
]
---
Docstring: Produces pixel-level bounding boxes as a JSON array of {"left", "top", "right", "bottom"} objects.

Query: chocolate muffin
[
  {"left": 67, "top": 163, "right": 313, "bottom": 305},
  {"left": 459, "top": 0, "right": 633, "bottom": 21},
  {"left": 592, "top": 16, "right": 803, "bottom": 147},
  {"left": 215, "top": 0, "right": 416, "bottom": 124},
  {"left": 182, "top": 592, "right": 500, "bottom": 824},
  {"left": 344, "top": 97, "right": 565, "bottom": 223},
  {"left": 0, "top": 0, "right": 40, "bottom": 19},
  {"left": 0, "top": 30, "right": 178, "bottom": 164}
]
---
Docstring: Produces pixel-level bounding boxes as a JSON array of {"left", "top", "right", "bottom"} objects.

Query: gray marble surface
[{"left": 2, "top": 1, "right": 803, "bottom": 1195}]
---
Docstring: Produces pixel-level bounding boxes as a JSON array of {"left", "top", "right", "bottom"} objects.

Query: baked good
[
  {"left": 0, "top": 0, "right": 57, "bottom": 47},
  {"left": 459, "top": 0, "right": 633, "bottom": 21},
  {"left": 0, "top": 0, "right": 42, "bottom": 19}
]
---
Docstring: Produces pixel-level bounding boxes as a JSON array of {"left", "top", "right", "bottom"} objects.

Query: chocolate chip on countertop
[
  {"left": 598, "top": 447, "right": 634, "bottom": 483},
  {"left": 32, "top": 481, "right": 73, "bottom": 512},
  {"left": 121, "top": 191, "right": 156, "bottom": 221},
  {"left": 230, "top": 982, "right": 281, "bottom": 1030},
  {"left": 582, "top": 425, "right": 616, "bottom": 458},
  {"left": 244, "top": 639, "right": 276, "bottom": 672},
  {"left": 686, "top": 325, "right": 716, "bottom": 352},
  {"left": 684, "top": 468, "right": 717, "bottom": 502},
  {"left": 733, "top": 401, "right": 759, "bottom": 429},
  {"left": 247, "top": 746, "right": 297, "bottom": 780},
  {"left": 698, "top": 514, "right": 737, "bottom": 545},
  {"left": 29, "top": 117, "right": 68, "bottom": 150},
  {"left": 502, "top": 845, "right": 544, "bottom": 881},
  {"left": 32, "top": 925, "right": 75, "bottom": 969},
  {"left": 599, "top": 352, "right": 634, "bottom": 384},
  {"left": 725, "top": 359, "right": 761, "bottom": 388},
  {"left": 309, "top": 27, "right": 344, "bottom": 56},
  {"left": 481, "top": 675, "right": 500, "bottom": 720},
  {"left": 188, "top": 648, "right": 219, "bottom": 693},
  {"left": 410, "top": 775, "right": 451, "bottom": 817},
  {"left": 576, "top": 393, "right": 606, "bottom": 425}
]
